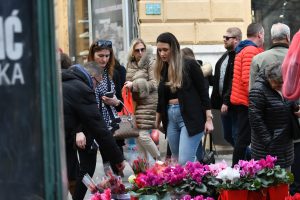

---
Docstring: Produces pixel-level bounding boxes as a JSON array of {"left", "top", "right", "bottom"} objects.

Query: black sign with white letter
[{"left": 0, "top": 1, "right": 44, "bottom": 198}]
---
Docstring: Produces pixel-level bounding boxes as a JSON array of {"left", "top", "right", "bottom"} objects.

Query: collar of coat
[{"left": 269, "top": 42, "right": 289, "bottom": 50}]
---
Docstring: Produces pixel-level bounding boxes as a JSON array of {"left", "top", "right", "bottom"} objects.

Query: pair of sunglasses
[
  {"left": 96, "top": 40, "right": 112, "bottom": 48},
  {"left": 134, "top": 48, "right": 146, "bottom": 53},
  {"left": 223, "top": 36, "right": 236, "bottom": 41}
]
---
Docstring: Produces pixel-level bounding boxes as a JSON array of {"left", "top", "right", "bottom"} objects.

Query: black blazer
[
  {"left": 157, "top": 59, "right": 210, "bottom": 136},
  {"left": 211, "top": 51, "right": 235, "bottom": 109}
]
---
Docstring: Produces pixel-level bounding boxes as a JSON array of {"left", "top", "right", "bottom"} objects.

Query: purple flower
[
  {"left": 236, "top": 159, "right": 262, "bottom": 177},
  {"left": 181, "top": 194, "right": 215, "bottom": 200}
]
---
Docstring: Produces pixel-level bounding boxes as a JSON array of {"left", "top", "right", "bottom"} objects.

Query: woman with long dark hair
[{"left": 154, "top": 32, "right": 214, "bottom": 165}]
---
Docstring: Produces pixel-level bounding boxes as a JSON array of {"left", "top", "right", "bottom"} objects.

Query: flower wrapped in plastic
[
  {"left": 91, "top": 188, "right": 111, "bottom": 200},
  {"left": 132, "top": 157, "right": 150, "bottom": 175}
]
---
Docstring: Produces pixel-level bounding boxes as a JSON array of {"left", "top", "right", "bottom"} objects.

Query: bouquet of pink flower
[
  {"left": 129, "top": 162, "right": 167, "bottom": 196},
  {"left": 90, "top": 188, "right": 111, "bottom": 200},
  {"left": 97, "top": 168, "right": 126, "bottom": 194},
  {"left": 181, "top": 194, "right": 214, "bottom": 200}
]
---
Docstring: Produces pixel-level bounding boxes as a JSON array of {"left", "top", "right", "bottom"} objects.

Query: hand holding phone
[{"left": 104, "top": 91, "right": 114, "bottom": 98}]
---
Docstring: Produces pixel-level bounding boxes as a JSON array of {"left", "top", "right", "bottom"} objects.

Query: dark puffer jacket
[
  {"left": 249, "top": 72, "right": 294, "bottom": 168},
  {"left": 62, "top": 66, "right": 124, "bottom": 165}
]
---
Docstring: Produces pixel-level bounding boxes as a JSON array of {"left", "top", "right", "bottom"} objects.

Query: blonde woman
[
  {"left": 154, "top": 32, "right": 214, "bottom": 165},
  {"left": 124, "top": 38, "right": 160, "bottom": 160}
]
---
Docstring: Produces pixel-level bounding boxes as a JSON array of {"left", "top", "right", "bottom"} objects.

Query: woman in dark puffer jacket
[{"left": 249, "top": 63, "right": 294, "bottom": 169}]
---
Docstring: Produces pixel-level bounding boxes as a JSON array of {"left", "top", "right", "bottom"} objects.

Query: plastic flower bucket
[
  {"left": 267, "top": 184, "right": 289, "bottom": 200},
  {"left": 248, "top": 189, "right": 267, "bottom": 200},
  {"left": 218, "top": 190, "right": 248, "bottom": 200}
]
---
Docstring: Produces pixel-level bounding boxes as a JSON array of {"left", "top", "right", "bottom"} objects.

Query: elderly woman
[
  {"left": 124, "top": 38, "right": 160, "bottom": 161},
  {"left": 249, "top": 63, "right": 294, "bottom": 169}
]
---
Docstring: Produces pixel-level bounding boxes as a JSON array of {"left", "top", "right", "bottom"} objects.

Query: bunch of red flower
[
  {"left": 98, "top": 170, "right": 126, "bottom": 194},
  {"left": 131, "top": 157, "right": 149, "bottom": 175}
]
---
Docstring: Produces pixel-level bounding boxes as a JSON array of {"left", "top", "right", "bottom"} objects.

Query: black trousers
[
  {"left": 101, "top": 139, "right": 124, "bottom": 175},
  {"left": 290, "top": 142, "right": 300, "bottom": 195},
  {"left": 232, "top": 105, "right": 251, "bottom": 166},
  {"left": 72, "top": 148, "right": 97, "bottom": 200}
]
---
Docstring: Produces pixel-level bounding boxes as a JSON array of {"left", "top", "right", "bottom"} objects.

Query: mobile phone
[{"left": 104, "top": 91, "right": 114, "bottom": 98}]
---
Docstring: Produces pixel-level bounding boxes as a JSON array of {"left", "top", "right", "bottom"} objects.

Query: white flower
[
  {"left": 216, "top": 167, "right": 240, "bottom": 183},
  {"left": 128, "top": 175, "right": 136, "bottom": 184}
]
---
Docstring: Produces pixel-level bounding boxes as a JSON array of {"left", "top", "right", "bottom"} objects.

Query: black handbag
[{"left": 201, "top": 133, "right": 217, "bottom": 164}]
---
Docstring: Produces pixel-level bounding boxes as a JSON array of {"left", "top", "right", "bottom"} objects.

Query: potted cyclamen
[
  {"left": 210, "top": 155, "right": 293, "bottom": 200},
  {"left": 167, "top": 162, "right": 211, "bottom": 199},
  {"left": 129, "top": 161, "right": 215, "bottom": 200},
  {"left": 128, "top": 161, "right": 169, "bottom": 200},
  {"left": 253, "top": 156, "right": 293, "bottom": 200},
  {"left": 213, "top": 166, "right": 249, "bottom": 200}
]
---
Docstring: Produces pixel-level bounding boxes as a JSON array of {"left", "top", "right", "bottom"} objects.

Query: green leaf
[
  {"left": 208, "top": 179, "right": 219, "bottom": 186},
  {"left": 195, "top": 184, "right": 207, "bottom": 193},
  {"left": 267, "top": 170, "right": 274, "bottom": 176}
]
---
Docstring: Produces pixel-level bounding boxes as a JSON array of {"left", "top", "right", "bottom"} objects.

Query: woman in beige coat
[{"left": 124, "top": 38, "right": 160, "bottom": 160}]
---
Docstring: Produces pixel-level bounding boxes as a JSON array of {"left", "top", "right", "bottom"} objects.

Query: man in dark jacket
[
  {"left": 211, "top": 27, "right": 242, "bottom": 147},
  {"left": 62, "top": 63, "right": 124, "bottom": 200}
]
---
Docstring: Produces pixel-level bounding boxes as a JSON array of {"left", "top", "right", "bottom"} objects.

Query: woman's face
[
  {"left": 133, "top": 43, "right": 146, "bottom": 62},
  {"left": 157, "top": 42, "right": 171, "bottom": 63},
  {"left": 94, "top": 49, "right": 110, "bottom": 68}
]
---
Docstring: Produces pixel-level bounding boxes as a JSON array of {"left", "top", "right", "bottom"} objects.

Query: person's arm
[
  {"left": 112, "top": 70, "right": 123, "bottom": 112},
  {"left": 249, "top": 87, "right": 272, "bottom": 145},
  {"left": 222, "top": 54, "right": 234, "bottom": 107},
  {"left": 188, "top": 60, "right": 214, "bottom": 133},
  {"left": 130, "top": 59, "right": 157, "bottom": 96},
  {"left": 74, "top": 87, "right": 124, "bottom": 165},
  {"left": 249, "top": 56, "right": 260, "bottom": 91},
  {"left": 188, "top": 60, "right": 210, "bottom": 110}
]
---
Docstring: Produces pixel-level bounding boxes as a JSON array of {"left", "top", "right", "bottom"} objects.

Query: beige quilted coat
[{"left": 126, "top": 47, "right": 158, "bottom": 130}]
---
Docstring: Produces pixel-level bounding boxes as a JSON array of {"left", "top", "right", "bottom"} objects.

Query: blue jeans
[
  {"left": 167, "top": 104, "right": 204, "bottom": 165},
  {"left": 221, "top": 107, "right": 238, "bottom": 147}
]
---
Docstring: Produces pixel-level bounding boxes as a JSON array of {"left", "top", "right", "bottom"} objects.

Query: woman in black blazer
[{"left": 154, "top": 32, "right": 214, "bottom": 165}]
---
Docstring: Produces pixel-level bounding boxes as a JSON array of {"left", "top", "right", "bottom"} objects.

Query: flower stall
[{"left": 85, "top": 155, "right": 295, "bottom": 200}]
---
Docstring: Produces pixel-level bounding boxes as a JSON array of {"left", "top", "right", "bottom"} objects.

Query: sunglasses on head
[
  {"left": 134, "top": 48, "right": 146, "bottom": 53},
  {"left": 96, "top": 40, "right": 112, "bottom": 48},
  {"left": 223, "top": 36, "right": 236, "bottom": 41}
]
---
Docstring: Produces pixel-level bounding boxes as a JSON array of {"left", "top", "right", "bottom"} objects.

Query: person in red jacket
[{"left": 230, "top": 23, "right": 264, "bottom": 165}]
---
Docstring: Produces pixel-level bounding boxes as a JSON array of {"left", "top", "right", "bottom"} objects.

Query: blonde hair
[
  {"left": 154, "top": 32, "right": 183, "bottom": 92},
  {"left": 128, "top": 38, "right": 146, "bottom": 62}
]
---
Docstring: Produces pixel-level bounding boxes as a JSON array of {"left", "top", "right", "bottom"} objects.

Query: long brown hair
[
  {"left": 88, "top": 40, "right": 115, "bottom": 78},
  {"left": 154, "top": 32, "right": 183, "bottom": 92}
]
